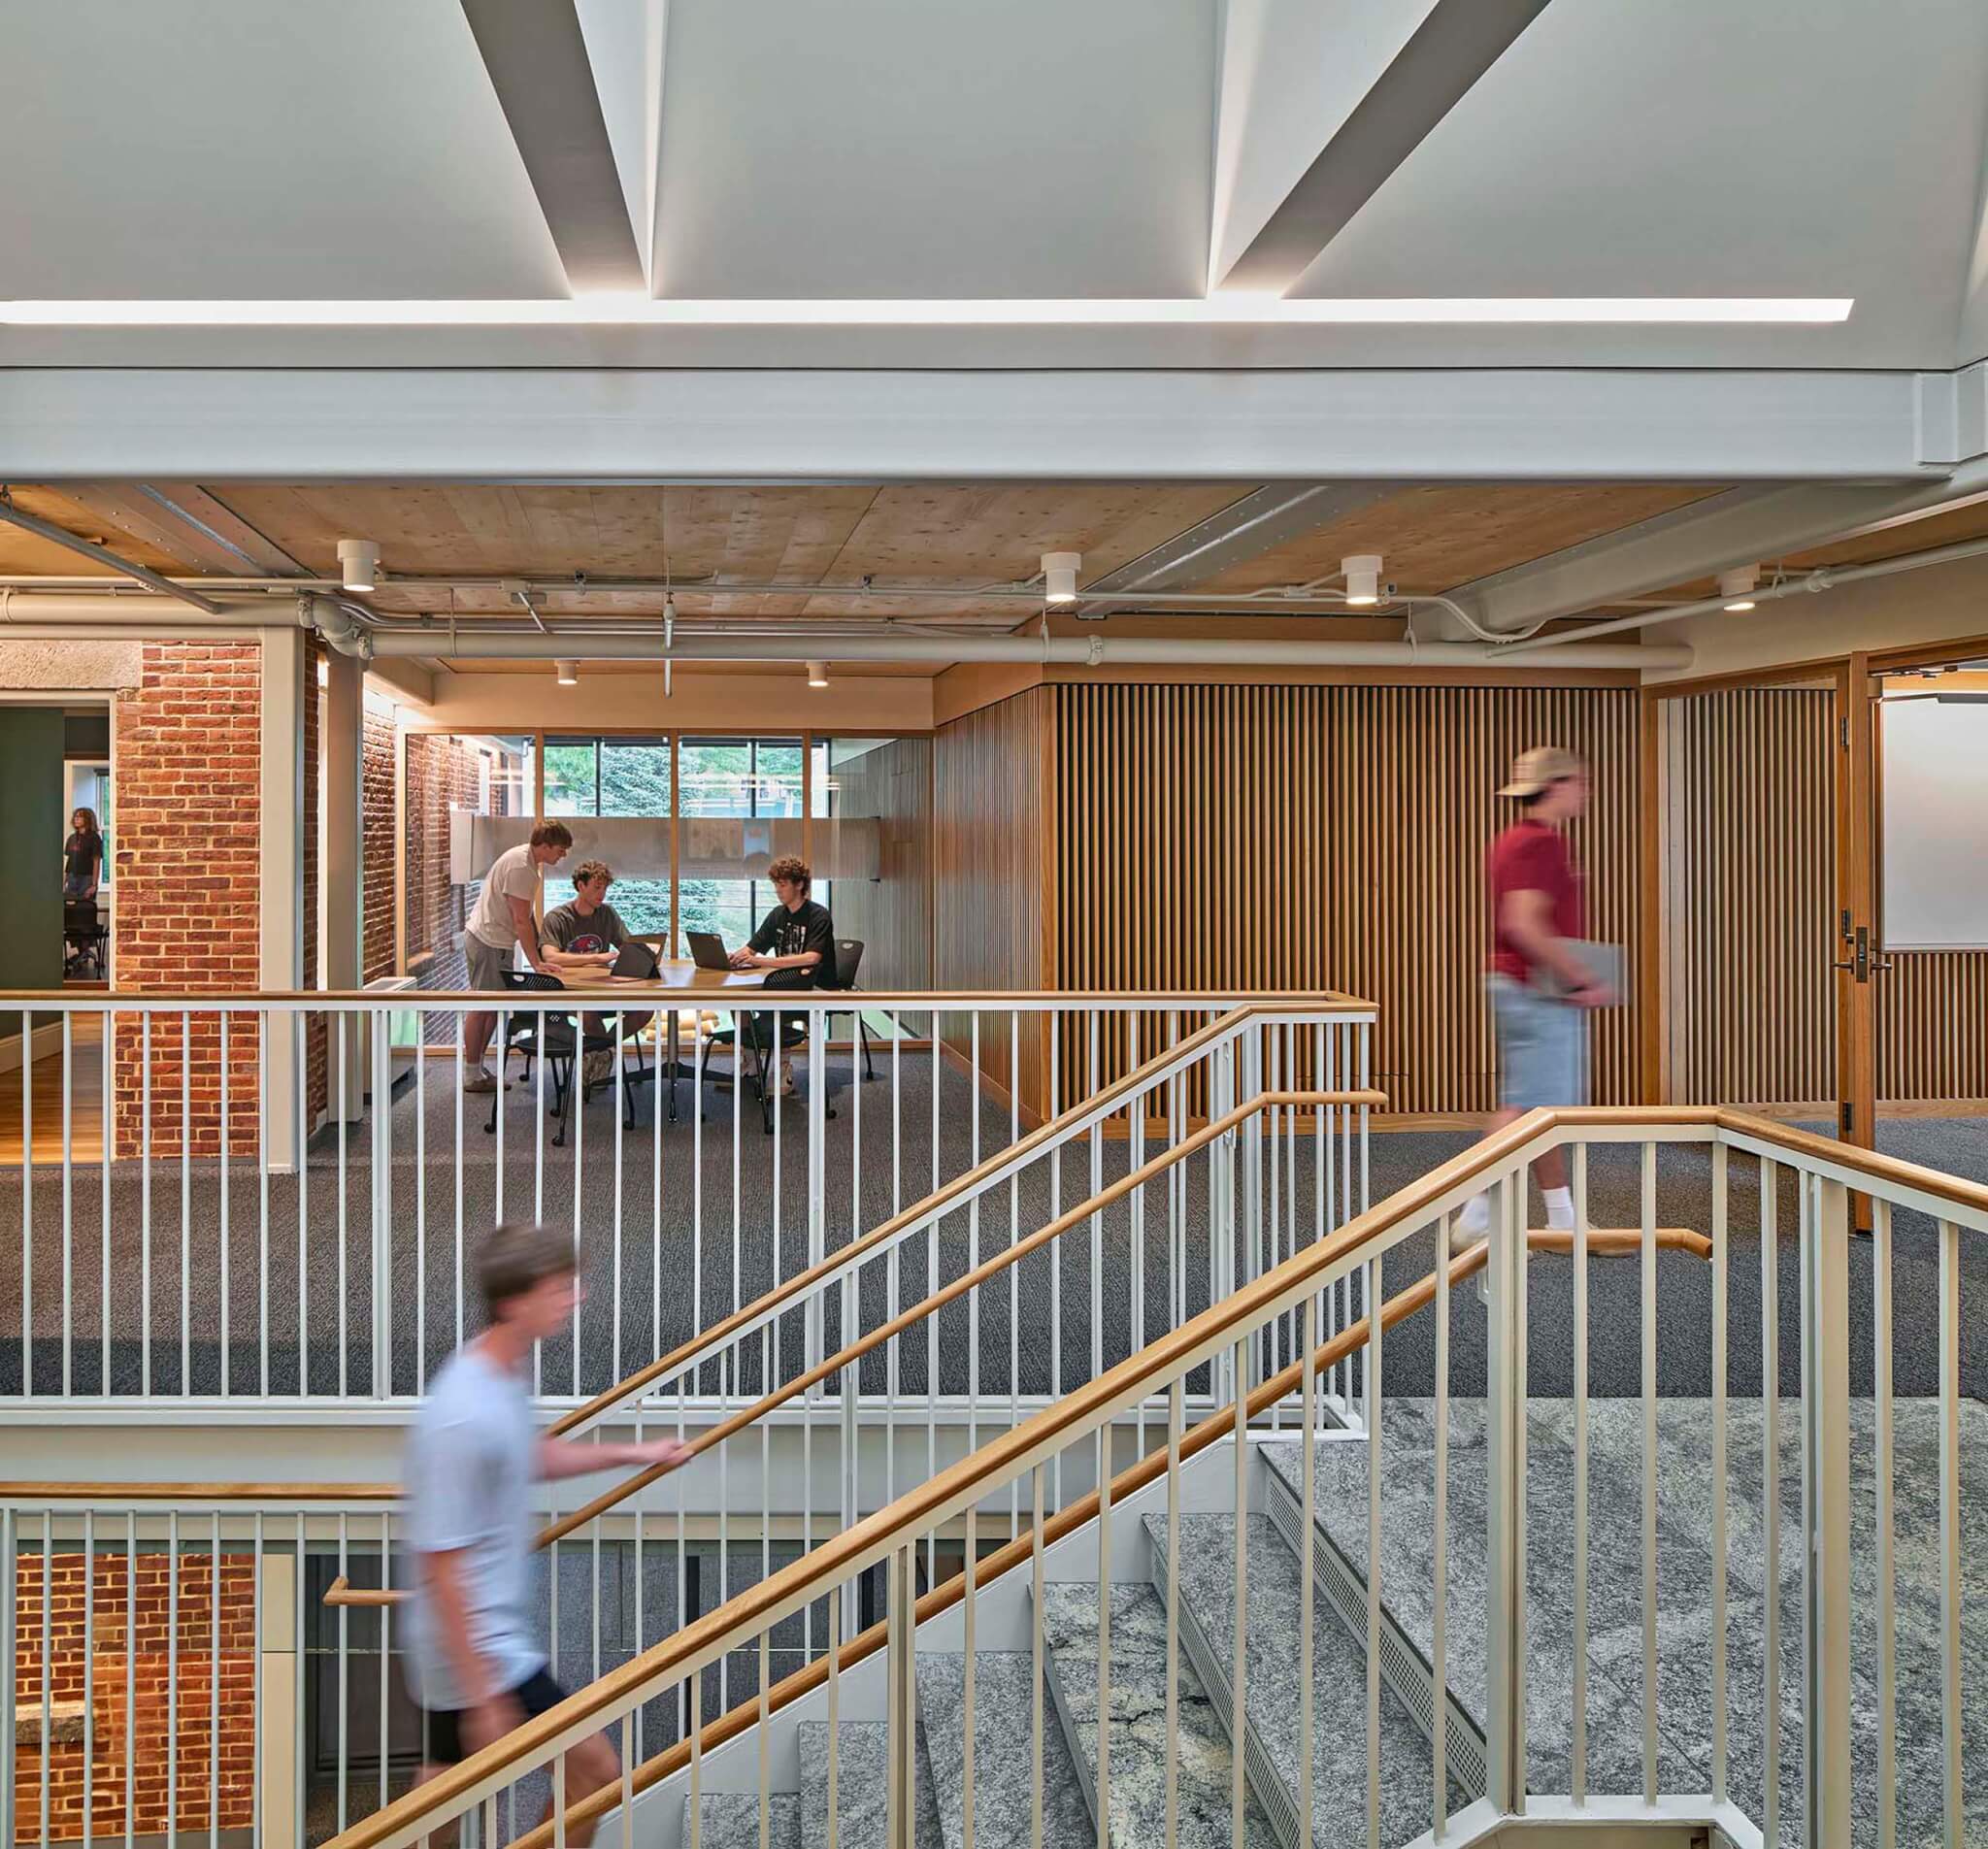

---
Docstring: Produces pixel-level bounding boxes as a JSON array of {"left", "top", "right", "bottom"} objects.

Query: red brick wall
[
  {"left": 12, "top": 1550, "right": 257, "bottom": 1843},
  {"left": 405, "top": 733, "right": 487, "bottom": 1041},
  {"left": 362, "top": 705, "right": 397, "bottom": 982},
  {"left": 109, "top": 643, "right": 262, "bottom": 1158}
]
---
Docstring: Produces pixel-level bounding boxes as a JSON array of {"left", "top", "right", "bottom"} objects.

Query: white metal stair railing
[
  {"left": 313, "top": 1106, "right": 1988, "bottom": 1849},
  {"left": 306, "top": 1032, "right": 1380, "bottom": 1769},
  {"left": 0, "top": 989, "right": 1375, "bottom": 1412}
]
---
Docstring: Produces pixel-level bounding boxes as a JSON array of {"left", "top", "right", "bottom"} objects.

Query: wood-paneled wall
[
  {"left": 933, "top": 690, "right": 1051, "bottom": 1115},
  {"left": 1661, "top": 688, "right": 1839, "bottom": 1106},
  {"left": 823, "top": 735, "right": 933, "bottom": 991},
  {"left": 1049, "top": 682, "right": 1643, "bottom": 1114},
  {"left": 1877, "top": 950, "right": 1988, "bottom": 1101}
]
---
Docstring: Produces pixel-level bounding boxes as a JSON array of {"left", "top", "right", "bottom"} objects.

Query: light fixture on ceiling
[
  {"left": 1720, "top": 566, "right": 1760, "bottom": 611},
  {"left": 807, "top": 660, "right": 829, "bottom": 688},
  {"left": 1042, "top": 552, "right": 1081, "bottom": 605},
  {"left": 0, "top": 298, "right": 1858, "bottom": 327},
  {"left": 555, "top": 659, "right": 579, "bottom": 686},
  {"left": 336, "top": 539, "right": 380, "bottom": 593},
  {"left": 1342, "top": 554, "right": 1383, "bottom": 607}
]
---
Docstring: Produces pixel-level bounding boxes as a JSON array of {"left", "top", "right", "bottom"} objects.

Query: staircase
[{"left": 674, "top": 1433, "right": 1473, "bottom": 1849}]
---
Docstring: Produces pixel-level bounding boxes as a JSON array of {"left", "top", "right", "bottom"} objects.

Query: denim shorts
[{"left": 1486, "top": 974, "right": 1588, "bottom": 1113}]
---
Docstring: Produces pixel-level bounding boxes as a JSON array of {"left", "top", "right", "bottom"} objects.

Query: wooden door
[{"left": 1834, "top": 656, "right": 1880, "bottom": 1199}]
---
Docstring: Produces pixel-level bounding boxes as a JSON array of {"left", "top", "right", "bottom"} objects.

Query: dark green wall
[{"left": 0, "top": 709, "right": 68, "bottom": 991}]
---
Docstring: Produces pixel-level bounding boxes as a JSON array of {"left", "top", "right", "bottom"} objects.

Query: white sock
[
  {"left": 1543, "top": 1186, "right": 1575, "bottom": 1230},
  {"left": 1458, "top": 1192, "right": 1490, "bottom": 1237}
]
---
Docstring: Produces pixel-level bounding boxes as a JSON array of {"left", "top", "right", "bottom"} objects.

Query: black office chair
[
  {"left": 483, "top": 971, "right": 633, "bottom": 1146},
  {"left": 63, "top": 897, "right": 106, "bottom": 979},
  {"left": 822, "top": 940, "right": 875, "bottom": 1082}
]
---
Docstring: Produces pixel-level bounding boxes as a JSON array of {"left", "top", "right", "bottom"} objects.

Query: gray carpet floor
[{"left": 1, "top": 1064, "right": 1984, "bottom": 1407}]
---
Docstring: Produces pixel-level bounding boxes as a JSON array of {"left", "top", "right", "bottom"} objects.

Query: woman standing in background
[{"left": 62, "top": 807, "right": 102, "bottom": 901}]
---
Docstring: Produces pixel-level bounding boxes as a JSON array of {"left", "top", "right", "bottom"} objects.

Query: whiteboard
[{"left": 1880, "top": 696, "right": 1988, "bottom": 949}]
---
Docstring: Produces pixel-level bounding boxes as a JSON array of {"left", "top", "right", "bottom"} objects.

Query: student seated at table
[
  {"left": 540, "top": 860, "right": 652, "bottom": 1085},
  {"left": 727, "top": 855, "right": 835, "bottom": 1099}
]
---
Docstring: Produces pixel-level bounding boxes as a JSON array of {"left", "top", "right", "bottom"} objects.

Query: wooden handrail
[
  {"left": 0, "top": 986, "right": 1379, "bottom": 1009},
  {"left": 320, "top": 1083, "right": 1387, "bottom": 1606},
  {"left": 490, "top": 1224, "right": 1715, "bottom": 1849},
  {"left": 325, "top": 1105, "right": 1739, "bottom": 1849},
  {"left": 543, "top": 1002, "right": 1323, "bottom": 1440}
]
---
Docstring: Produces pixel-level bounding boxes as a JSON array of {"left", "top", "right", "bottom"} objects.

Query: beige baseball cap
[{"left": 1498, "top": 745, "right": 1585, "bottom": 798}]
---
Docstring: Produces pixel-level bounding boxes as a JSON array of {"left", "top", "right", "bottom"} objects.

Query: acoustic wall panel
[
  {"left": 1048, "top": 681, "right": 1643, "bottom": 1116},
  {"left": 1661, "top": 688, "right": 1838, "bottom": 1107}
]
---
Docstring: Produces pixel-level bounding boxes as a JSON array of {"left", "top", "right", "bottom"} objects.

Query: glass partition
[{"left": 677, "top": 737, "right": 805, "bottom": 953}]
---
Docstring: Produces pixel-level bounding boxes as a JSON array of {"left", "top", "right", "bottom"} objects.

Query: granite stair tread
[
  {"left": 916, "top": 1650, "right": 1093, "bottom": 1849},
  {"left": 681, "top": 1791, "right": 802, "bottom": 1849},
  {"left": 1265, "top": 1399, "right": 1988, "bottom": 1844},
  {"left": 798, "top": 1717, "right": 945, "bottom": 1849},
  {"left": 1039, "top": 1579, "right": 1279, "bottom": 1849},
  {"left": 1148, "top": 1508, "right": 1462, "bottom": 1849},
  {"left": 1265, "top": 1408, "right": 1712, "bottom": 1800}
]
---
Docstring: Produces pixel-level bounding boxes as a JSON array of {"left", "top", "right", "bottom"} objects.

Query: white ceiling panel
[
  {"left": 0, "top": 0, "right": 568, "bottom": 299},
  {"left": 1289, "top": 0, "right": 1988, "bottom": 369},
  {"left": 652, "top": 0, "right": 1218, "bottom": 298}
]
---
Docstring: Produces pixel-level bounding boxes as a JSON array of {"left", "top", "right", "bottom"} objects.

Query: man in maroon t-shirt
[{"left": 1457, "top": 746, "right": 1615, "bottom": 1243}]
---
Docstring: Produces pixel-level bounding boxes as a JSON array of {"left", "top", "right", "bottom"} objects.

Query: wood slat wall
[
  {"left": 1877, "top": 949, "right": 1988, "bottom": 1101},
  {"left": 933, "top": 690, "right": 1051, "bottom": 1115},
  {"left": 1662, "top": 688, "right": 1839, "bottom": 1106},
  {"left": 1049, "top": 681, "right": 1643, "bottom": 1115}
]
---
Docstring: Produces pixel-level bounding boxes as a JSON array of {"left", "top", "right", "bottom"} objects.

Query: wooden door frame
[{"left": 1641, "top": 631, "right": 1988, "bottom": 1152}]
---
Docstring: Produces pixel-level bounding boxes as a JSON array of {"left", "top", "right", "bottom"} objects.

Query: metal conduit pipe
[
  {"left": 0, "top": 589, "right": 1687, "bottom": 668},
  {"left": 363, "top": 628, "right": 1688, "bottom": 670},
  {"left": 1500, "top": 530, "right": 1988, "bottom": 656}
]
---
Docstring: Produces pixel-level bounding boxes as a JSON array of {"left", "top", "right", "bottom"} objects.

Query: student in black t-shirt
[{"left": 727, "top": 855, "right": 834, "bottom": 1098}]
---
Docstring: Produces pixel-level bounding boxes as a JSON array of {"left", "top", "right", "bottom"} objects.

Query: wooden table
[{"left": 585, "top": 962, "right": 768, "bottom": 1120}]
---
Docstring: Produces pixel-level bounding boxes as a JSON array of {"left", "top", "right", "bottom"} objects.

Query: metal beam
[
  {"left": 53, "top": 483, "right": 306, "bottom": 578},
  {"left": 1217, "top": 0, "right": 1553, "bottom": 294},
  {"left": 1076, "top": 482, "right": 1397, "bottom": 614},
  {"left": 460, "top": 0, "right": 646, "bottom": 295},
  {"left": 1445, "top": 465, "right": 1988, "bottom": 634},
  {"left": 0, "top": 497, "right": 224, "bottom": 613},
  {"left": 0, "top": 367, "right": 1946, "bottom": 482}
]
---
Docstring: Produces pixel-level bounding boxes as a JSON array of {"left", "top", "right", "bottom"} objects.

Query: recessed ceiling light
[
  {"left": 555, "top": 659, "right": 579, "bottom": 685},
  {"left": 1720, "top": 566, "right": 1759, "bottom": 611},
  {"left": 0, "top": 298, "right": 1856, "bottom": 327},
  {"left": 1342, "top": 554, "right": 1383, "bottom": 607},
  {"left": 806, "top": 661, "right": 829, "bottom": 688},
  {"left": 1042, "top": 552, "right": 1081, "bottom": 605}
]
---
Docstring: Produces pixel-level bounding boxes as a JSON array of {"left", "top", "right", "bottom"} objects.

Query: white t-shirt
[
  {"left": 468, "top": 842, "right": 541, "bottom": 949},
  {"left": 401, "top": 1344, "right": 544, "bottom": 1708}
]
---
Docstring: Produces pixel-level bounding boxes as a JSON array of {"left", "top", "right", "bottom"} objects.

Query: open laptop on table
[
  {"left": 684, "top": 930, "right": 734, "bottom": 973},
  {"left": 610, "top": 938, "right": 660, "bottom": 978}
]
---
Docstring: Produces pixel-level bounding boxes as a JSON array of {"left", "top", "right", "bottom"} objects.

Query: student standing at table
[
  {"left": 727, "top": 854, "right": 834, "bottom": 1098},
  {"left": 461, "top": 820, "right": 573, "bottom": 1094}
]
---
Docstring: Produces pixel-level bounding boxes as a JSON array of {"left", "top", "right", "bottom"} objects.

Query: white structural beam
[
  {"left": 258, "top": 626, "right": 305, "bottom": 1170},
  {"left": 459, "top": 0, "right": 647, "bottom": 294},
  {"left": 0, "top": 366, "right": 1950, "bottom": 483},
  {"left": 322, "top": 646, "right": 365, "bottom": 1119},
  {"left": 1215, "top": 0, "right": 1553, "bottom": 294}
]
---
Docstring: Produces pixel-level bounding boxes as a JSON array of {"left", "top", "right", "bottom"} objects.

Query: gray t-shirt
[
  {"left": 540, "top": 899, "right": 628, "bottom": 958},
  {"left": 401, "top": 1345, "right": 545, "bottom": 1709}
]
